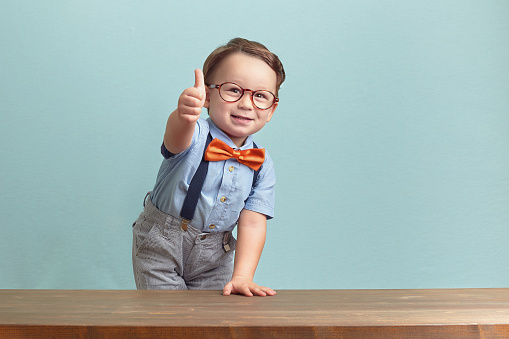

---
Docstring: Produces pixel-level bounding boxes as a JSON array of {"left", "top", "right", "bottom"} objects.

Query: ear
[
  {"left": 203, "top": 86, "right": 211, "bottom": 109},
  {"left": 265, "top": 103, "right": 277, "bottom": 122}
]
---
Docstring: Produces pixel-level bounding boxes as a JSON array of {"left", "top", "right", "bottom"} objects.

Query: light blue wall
[{"left": 1, "top": 0, "right": 508, "bottom": 289}]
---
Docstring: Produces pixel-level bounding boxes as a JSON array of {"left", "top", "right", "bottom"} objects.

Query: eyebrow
[{"left": 225, "top": 80, "right": 276, "bottom": 92}]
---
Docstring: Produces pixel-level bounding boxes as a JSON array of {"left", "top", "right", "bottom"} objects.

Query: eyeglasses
[{"left": 208, "top": 82, "right": 278, "bottom": 110}]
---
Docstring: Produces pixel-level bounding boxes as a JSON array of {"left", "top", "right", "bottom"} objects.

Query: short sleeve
[
  {"left": 243, "top": 151, "right": 276, "bottom": 219},
  {"left": 160, "top": 119, "right": 206, "bottom": 160},
  {"left": 161, "top": 142, "right": 175, "bottom": 159}
]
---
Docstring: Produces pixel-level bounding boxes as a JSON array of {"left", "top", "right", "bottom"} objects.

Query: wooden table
[{"left": 1, "top": 289, "right": 508, "bottom": 338}]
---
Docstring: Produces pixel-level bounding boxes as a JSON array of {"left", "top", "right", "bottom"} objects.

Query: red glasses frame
[{"left": 208, "top": 82, "right": 278, "bottom": 110}]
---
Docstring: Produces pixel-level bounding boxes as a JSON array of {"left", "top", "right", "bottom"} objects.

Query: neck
[{"left": 229, "top": 135, "right": 248, "bottom": 148}]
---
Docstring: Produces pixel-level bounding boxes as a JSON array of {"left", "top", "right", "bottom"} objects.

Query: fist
[{"left": 177, "top": 69, "right": 206, "bottom": 122}]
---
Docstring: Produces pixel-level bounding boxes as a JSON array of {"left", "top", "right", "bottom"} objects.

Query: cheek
[
  {"left": 263, "top": 109, "right": 275, "bottom": 122},
  {"left": 209, "top": 96, "right": 226, "bottom": 110}
]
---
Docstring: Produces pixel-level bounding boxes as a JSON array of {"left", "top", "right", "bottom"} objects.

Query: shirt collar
[{"left": 207, "top": 118, "right": 254, "bottom": 150}]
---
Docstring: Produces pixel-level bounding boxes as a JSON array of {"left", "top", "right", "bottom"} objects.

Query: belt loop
[{"left": 143, "top": 192, "right": 151, "bottom": 207}]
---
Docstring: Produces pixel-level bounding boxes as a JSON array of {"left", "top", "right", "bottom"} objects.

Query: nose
[{"left": 237, "top": 89, "right": 254, "bottom": 109}]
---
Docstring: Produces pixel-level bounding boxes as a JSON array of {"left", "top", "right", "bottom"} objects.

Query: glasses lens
[
  {"left": 219, "top": 83, "right": 243, "bottom": 102},
  {"left": 252, "top": 90, "right": 275, "bottom": 110}
]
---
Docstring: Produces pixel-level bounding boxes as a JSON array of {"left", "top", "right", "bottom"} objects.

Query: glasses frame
[{"left": 208, "top": 82, "right": 279, "bottom": 110}]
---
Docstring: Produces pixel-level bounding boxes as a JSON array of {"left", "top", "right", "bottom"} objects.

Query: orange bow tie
[{"left": 204, "top": 138, "right": 265, "bottom": 171}]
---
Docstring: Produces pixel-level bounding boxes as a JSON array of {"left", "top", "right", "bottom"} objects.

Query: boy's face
[{"left": 204, "top": 53, "right": 278, "bottom": 147}]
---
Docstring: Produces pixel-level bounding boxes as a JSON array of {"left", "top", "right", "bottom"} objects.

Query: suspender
[
  {"left": 179, "top": 133, "right": 261, "bottom": 231},
  {"left": 252, "top": 141, "right": 260, "bottom": 186}
]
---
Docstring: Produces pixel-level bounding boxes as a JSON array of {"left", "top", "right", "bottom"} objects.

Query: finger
[
  {"left": 252, "top": 286, "right": 267, "bottom": 297},
  {"left": 261, "top": 287, "right": 276, "bottom": 296},
  {"left": 239, "top": 285, "right": 253, "bottom": 297},
  {"left": 255, "top": 289, "right": 267, "bottom": 297},
  {"left": 223, "top": 283, "right": 232, "bottom": 296},
  {"left": 180, "top": 92, "right": 204, "bottom": 108},
  {"left": 194, "top": 69, "right": 205, "bottom": 90},
  {"left": 265, "top": 288, "right": 276, "bottom": 296}
]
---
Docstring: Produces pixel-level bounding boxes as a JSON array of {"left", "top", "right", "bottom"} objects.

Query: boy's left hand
[{"left": 223, "top": 277, "right": 276, "bottom": 297}]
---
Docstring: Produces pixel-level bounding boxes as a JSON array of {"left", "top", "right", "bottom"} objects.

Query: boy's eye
[
  {"left": 222, "top": 84, "right": 242, "bottom": 96},
  {"left": 254, "top": 91, "right": 270, "bottom": 101}
]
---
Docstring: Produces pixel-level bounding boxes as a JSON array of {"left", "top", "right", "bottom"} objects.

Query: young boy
[{"left": 132, "top": 38, "right": 285, "bottom": 297}]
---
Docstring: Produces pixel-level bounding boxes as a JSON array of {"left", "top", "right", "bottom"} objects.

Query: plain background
[{"left": 1, "top": 0, "right": 508, "bottom": 289}]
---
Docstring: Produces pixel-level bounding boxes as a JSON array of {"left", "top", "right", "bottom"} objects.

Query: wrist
[{"left": 231, "top": 274, "right": 253, "bottom": 281}]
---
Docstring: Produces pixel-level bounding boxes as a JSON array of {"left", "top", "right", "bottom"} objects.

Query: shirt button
[
  {"left": 209, "top": 224, "right": 216, "bottom": 229},
  {"left": 229, "top": 166, "right": 234, "bottom": 172},
  {"left": 220, "top": 197, "right": 227, "bottom": 203}
]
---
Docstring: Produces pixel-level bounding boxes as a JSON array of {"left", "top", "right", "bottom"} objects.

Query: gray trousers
[{"left": 132, "top": 194, "right": 236, "bottom": 290}]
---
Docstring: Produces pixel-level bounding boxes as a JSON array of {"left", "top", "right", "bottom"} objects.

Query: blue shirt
[{"left": 150, "top": 118, "right": 275, "bottom": 233}]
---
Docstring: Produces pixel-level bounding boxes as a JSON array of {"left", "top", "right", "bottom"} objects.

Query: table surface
[{"left": 1, "top": 288, "right": 509, "bottom": 338}]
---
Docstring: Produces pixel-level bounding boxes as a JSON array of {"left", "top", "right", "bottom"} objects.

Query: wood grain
[{"left": 1, "top": 289, "right": 508, "bottom": 338}]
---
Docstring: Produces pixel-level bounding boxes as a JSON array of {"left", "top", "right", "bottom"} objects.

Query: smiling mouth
[{"left": 231, "top": 115, "right": 253, "bottom": 121}]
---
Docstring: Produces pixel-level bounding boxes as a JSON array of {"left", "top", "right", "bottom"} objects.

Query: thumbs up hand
[{"left": 177, "top": 69, "right": 206, "bottom": 123}]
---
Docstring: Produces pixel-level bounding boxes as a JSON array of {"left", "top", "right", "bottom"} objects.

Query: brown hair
[{"left": 203, "top": 38, "right": 286, "bottom": 96}]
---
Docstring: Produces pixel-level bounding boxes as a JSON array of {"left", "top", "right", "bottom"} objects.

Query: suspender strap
[
  {"left": 180, "top": 133, "right": 213, "bottom": 230},
  {"left": 252, "top": 141, "right": 260, "bottom": 188},
  {"left": 180, "top": 133, "right": 261, "bottom": 231}
]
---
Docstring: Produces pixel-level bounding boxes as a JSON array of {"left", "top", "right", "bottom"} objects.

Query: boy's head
[
  {"left": 202, "top": 38, "right": 285, "bottom": 147},
  {"left": 203, "top": 38, "right": 285, "bottom": 96}
]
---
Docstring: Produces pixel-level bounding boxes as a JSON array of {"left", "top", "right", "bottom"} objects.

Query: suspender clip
[
  {"left": 222, "top": 232, "right": 231, "bottom": 252},
  {"left": 181, "top": 219, "right": 190, "bottom": 232}
]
